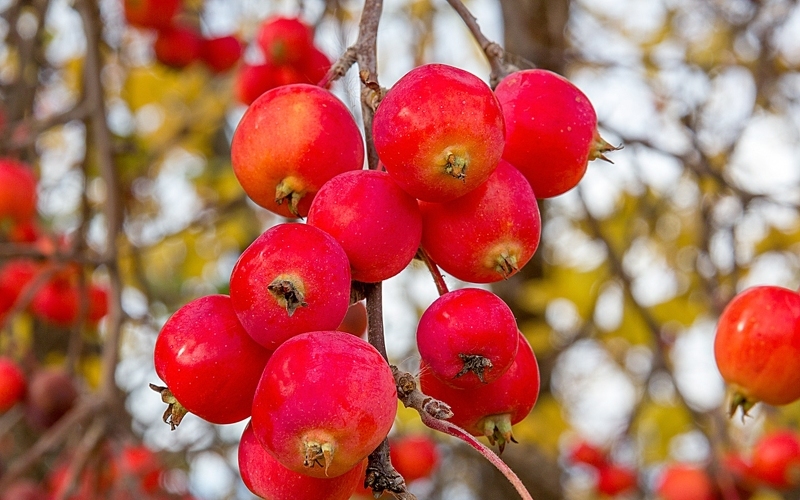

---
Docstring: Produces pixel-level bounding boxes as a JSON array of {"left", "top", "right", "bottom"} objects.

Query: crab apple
[
  {"left": 201, "top": 35, "right": 242, "bottom": 73},
  {"left": 0, "top": 158, "right": 37, "bottom": 226},
  {"left": 239, "top": 423, "right": 366, "bottom": 500},
  {"left": 300, "top": 46, "right": 332, "bottom": 86},
  {"left": 235, "top": 64, "right": 274, "bottom": 105},
  {"left": 419, "top": 159, "right": 541, "bottom": 283},
  {"left": 256, "top": 17, "right": 314, "bottom": 66},
  {"left": 0, "top": 357, "right": 26, "bottom": 413},
  {"left": 655, "top": 465, "right": 714, "bottom": 500},
  {"left": 153, "top": 26, "right": 203, "bottom": 69},
  {"left": 251, "top": 330, "right": 397, "bottom": 478},
  {"left": 230, "top": 223, "right": 351, "bottom": 350},
  {"left": 495, "top": 69, "right": 616, "bottom": 198},
  {"left": 0, "top": 259, "right": 37, "bottom": 319},
  {"left": 308, "top": 170, "right": 422, "bottom": 283},
  {"left": 337, "top": 301, "right": 367, "bottom": 337},
  {"left": 419, "top": 331, "right": 540, "bottom": 451},
  {"left": 115, "top": 444, "right": 164, "bottom": 494},
  {"left": 750, "top": 430, "right": 800, "bottom": 490},
  {"left": 153, "top": 294, "right": 272, "bottom": 427},
  {"left": 597, "top": 464, "right": 637, "bottom": 496},
  {"left": 417, "top": 288, "right": 518, "bottom": 388},
  {"left": 390, "top": 434, "right": 439, "bottom": 483},
  {"left": 713, "top": 285, "right": 800, "bottom": 415},
  {"left": 25, "top": 367, "right": 78, "bottom": 429},
  {"left": 29, "top": 280, "right": 108, "bottom": 327},
  {"left": 373, "top": 63, "right": 505, "bottom": 202},
  {"left": 568, "top": 440, "right": 608, "bottom": 468},
  {"left": 231, "top": 84, "right": 365, "bottom": 217},
  {"left": 123, "top": 0, "right": 181, "bottom": 30}
]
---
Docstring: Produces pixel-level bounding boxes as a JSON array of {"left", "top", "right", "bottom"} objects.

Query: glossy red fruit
[
  {"left": 0, "top": 479, "right": 48, "bottom": 500},
  {"left": 0, "top": 357, "right": 26, "bottom": 412},
  {"left": 29, "top": 280, "right": 108, "bottom": 327},
  {"left": 419, "top": 331, "right": 539, "bottom": 451},
  {"left": 0, "top": 259, "right": 38, "bottom": 320},
  {"left": 655, "top": 465, "right": 714, "bottom": 500},
  {"left": 0, "top": 158, "right": 37, "bottom": 225},
  {"left": 256, "top": 17, "right": 314, "bottom": 66},
  {"left": 337, "top": 301, "right": 367, "bottom": 337},
  {"left": 390, "top": 434, "right": 439, "bottom": 483},
  {"left": 201, "top": 35, "right": 243, "bottom": 73},
  {"left": 713, "top": 285, "right": 800, "bottom": 415},
  {"left": 26, "top": 367, "right": 78, "bottom": 429},
  {"left": 123, "top": 0, "right": 181, "bottom": 30},
  {"left": 153, "top": 294, "right": 272, "bottom": 427},
  {"left": 417, "top": 288, "right": 518, "bottom": 388},
  {"left": 308, "top": 170, "right": 422, "bottom": 283},
  {"left": 153, "top": 26, "right": 203, "bottom": 69},
  {"left": 568, "top": 440, "right": 608, "bottom": 468},
  {"left": 235, "top": 63, "right": 276, "bottom": 105},
  {"left": 231, "top": 84, "right": 365, "bottom": 217},
  {"left": 750, "top": 430, "right": 800, "bottom": 489},
  {"left": 373, "top": 63, "right": 505, "bottom": 202},
  {"left": 597, "top": 464, "right": 637, "bottom": 496},
  {"left": 239, "top": 423, "right": 366, "bottom": 500},
  {"left": 251, "top": 330, "right": 397, "bottom": 478},
  {"left": 115, "top": 444, "right": 164, "bottom": 494},
  {"left": 299, "top": 46, "right": 332, "bottom": 86},
  {"left": 495, "top": 69, "right": 614, "bottom": 198},
  {"left": 229, "top": 223, "right": 351, "bottom": 350},
  {"left": 419, "top": 159, "right": 541, "bottom": 283}
]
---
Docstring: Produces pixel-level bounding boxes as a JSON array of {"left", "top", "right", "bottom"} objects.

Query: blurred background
[{"left": 0, "top": 0, "right": 799, "bottom": 498}]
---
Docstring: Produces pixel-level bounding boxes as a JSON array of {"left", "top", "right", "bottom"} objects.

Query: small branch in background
[
  {"left": 75, "top": 0, "right": 125, "bottom": 403},
  {"left": 443, "top": 0, "right": 516, "bottom": 86}
]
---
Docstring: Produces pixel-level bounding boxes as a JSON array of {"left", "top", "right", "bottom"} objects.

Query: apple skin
[
  {"left": 231, "top": 84, "right": 365, "bottom": 218},
  {"left": 153, "top": 26, "right": 203, "bottom": 69},
  {"left": 201, "top": 35, "right": 243, "bottom": 74},
  {"left": 0, "top": 158, "right": 37, "bottom": 226},
  {"left": 123, "top": 0, "right": 181, "bottom": 30},
  {"left": 373, "top": 63, "right": 505, "bottom": 202}
]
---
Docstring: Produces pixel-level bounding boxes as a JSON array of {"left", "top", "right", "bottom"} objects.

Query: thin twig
[{"left": 416, "top": 248, "right": 449, "bottom": 296}]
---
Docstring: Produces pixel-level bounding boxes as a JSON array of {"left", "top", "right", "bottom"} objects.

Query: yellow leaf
[
  {"left": 633, "top": 401, "right": 693, "bottom": 463},
  {"left": 512, "top": 394, "right": 568, "bottom": 458}
]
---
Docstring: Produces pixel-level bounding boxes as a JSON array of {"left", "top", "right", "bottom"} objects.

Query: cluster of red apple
[
  {"left": 0, "top": 359, "right": 194, "bottom": 498},
  {"left": 568, "top": 430, "right": 800, "bottom": 499},
  {"left": 123, "top": 0, "right": 243, "bottom": 73},
  {"left": 151, "top": 46, "right": 613, "bottom": 496},
  {"left": 0, "top": 359, "right": 190, "bottom": 498},
  {"left": 713, "top": 285, "right": 800, "bottom": 415},
  {"left": 235, "top": 17, "right": 332, "bottom": 105},
  {"left": 0, "top": 159, "right": 108, "bottom": 328}
]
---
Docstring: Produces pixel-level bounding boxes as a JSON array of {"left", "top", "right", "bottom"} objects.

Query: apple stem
[
  {"left": 420, "top": 412, "right": 534, "bottom": 500},
  {"left": 416, "top": 247, "right": 449, "bottom": 296}
]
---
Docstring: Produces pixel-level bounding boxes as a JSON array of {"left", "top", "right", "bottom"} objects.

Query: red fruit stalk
[
  {"left": 152, "top": 294, "right": 272, "bottom": 427},
  {"left": 251, "top": 330, "right": 397, "bottom": 479},
  {"left": 373, "top": 63, "right": 505, "bottom": 202},
  {"left": 713, "top": 285, "right": 800, "bottom": 415},
  {"left": 416, "top": 288, "right": 519, "bottom": 388},
  {"left": 239, "top": 423, "right": 366, "bottom": 500},
  {"left": 308, "top": 169, "right": 423, "bottom": 283},
  {"left": 495, "top": 69, "right": 616, "bottom": 198},
  {"left": 229, "top": 223, "right": 351, "bottom": 350},
  {"left": 231, "top": 84, "right": 365, "bottom": 217},
  {"left": 419, "top": 159, "right": 541, "bottom": 283}
]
